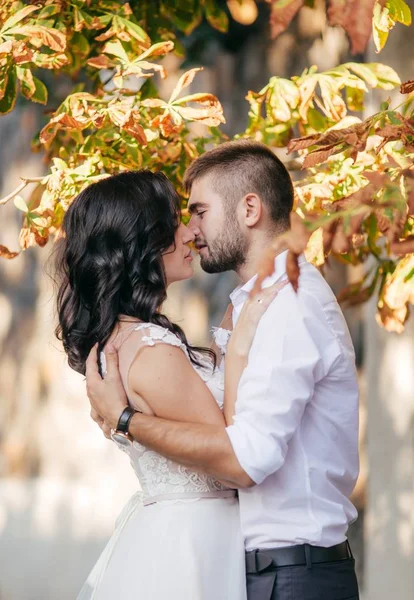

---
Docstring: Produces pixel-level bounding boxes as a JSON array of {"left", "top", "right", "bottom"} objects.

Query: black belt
[{"left": 246, "top": 541, "right": 352, "bottom": 574}]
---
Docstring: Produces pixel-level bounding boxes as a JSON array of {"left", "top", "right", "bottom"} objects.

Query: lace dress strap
[{"left": 134, "top": 323, "right": 189, "bottom": 356}]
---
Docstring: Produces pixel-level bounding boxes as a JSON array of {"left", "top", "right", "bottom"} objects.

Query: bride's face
[{"left": 162, "top": 222, "right": 196, "bottom": 286}]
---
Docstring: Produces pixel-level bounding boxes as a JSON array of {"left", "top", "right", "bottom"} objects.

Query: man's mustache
[{"left": 194, "top": 240, "right": 208, "bottom": 250}]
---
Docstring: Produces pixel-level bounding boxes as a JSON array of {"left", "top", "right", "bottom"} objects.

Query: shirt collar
[{"left": 230, "top": 250, "right": 306, "bottom": 310}]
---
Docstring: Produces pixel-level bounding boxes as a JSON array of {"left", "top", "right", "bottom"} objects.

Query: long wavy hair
[{"left": 55, "top": 170, "right": 215, "bottom": 375}]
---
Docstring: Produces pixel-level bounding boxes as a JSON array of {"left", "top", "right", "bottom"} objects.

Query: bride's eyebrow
[{"left": 188, "top": 202, "right": 208, "bottom": 214}]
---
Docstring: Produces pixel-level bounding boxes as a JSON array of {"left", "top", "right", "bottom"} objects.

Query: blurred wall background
[{"left": 0, "top": 2, "right": 413, "bottom": 599}]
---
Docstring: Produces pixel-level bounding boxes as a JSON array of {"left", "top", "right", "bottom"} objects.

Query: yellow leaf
[
  {"left": 14, "top": 195, "right": 28, "bottom": 213},
  {"left": 304, "top": 227, "right": 325, "bottom": 266},
  {"left": 137, "top": 41, "right": 174, "bottom": 61},
  {"left": 169, "top": 68, "right": 203, "bottom": 104},
  {"left": 175, "top": 105, "right": 225, "bottom": 126}
]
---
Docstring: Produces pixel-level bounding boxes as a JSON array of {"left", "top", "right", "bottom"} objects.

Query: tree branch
[{"left": 0, "top": 177, "right": 44, "bottom": 206}]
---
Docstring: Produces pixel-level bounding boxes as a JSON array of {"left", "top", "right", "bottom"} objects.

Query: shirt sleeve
[{"left": 225, "top": 287, "right": 335, "bottom": 485}]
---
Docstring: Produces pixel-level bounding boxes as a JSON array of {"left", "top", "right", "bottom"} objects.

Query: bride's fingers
[{"left": 253, "top": 278, "right": 289, "bottom": 308}]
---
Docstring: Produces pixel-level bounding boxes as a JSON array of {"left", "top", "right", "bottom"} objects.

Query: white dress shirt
[{"left": 225, "top": 251, "right": 359, "bottom": 551}]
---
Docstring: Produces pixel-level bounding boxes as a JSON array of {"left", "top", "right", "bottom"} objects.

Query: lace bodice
[{"left": 107, "top": 323, "right": 233, "bottom": 506}]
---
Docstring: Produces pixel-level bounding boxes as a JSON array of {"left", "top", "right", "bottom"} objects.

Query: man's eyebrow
[{"left": 187, "top": 202, "right": 208, "bottom": 214}]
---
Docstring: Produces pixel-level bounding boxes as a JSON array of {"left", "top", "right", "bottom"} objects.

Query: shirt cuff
[{"left": 226, "top": 420, "right": 284, "bottom": 486}]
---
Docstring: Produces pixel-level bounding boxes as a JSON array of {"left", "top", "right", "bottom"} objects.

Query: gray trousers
[{"left": 246, "top": 554, "right": 359, "bottom": 600}]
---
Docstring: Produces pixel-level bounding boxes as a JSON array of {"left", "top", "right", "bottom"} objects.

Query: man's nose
[
  {"left": 182, "top": 223, "right": 195, "bottom": 243},
  {"left": 187, "top": 216, "right": 200, "bottom": 236}
]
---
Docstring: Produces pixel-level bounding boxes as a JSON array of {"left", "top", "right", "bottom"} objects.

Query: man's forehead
[{"left": 187, "top": 175, "right": 222, "bottom": 206}]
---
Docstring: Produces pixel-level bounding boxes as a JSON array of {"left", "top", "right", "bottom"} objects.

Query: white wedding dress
[{"left": 78, "top": 323, "right": 247, "bottom": 600}]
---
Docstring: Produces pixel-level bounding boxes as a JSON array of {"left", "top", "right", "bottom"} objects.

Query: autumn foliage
[{"left": 0, "top": 0, "right": 413, "bottom": 332}]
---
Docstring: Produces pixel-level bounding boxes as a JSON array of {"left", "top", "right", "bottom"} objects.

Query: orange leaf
[
  {"left": 0, "top": 244, "right": 19, "bottom": 259},
  {"left": 87, "top": 55, "right": 113, "bottom": 69},
  {"left": 327, "top": 0, "right": 376, "bottom": 54},
  {"left": 269, "top": 0, "right": 304, "bottom": 38},
  {"left": 12, "top": 41, "right": 34, "bottom": 65},
  {"left": 95, "top": 26, "right": 118, "bottom": 42},
  {"left": 39, "top": 113, "right": 86, "bottom": 144},
  {"left": 151, "top": 112, "right": 180, "bottom": 137},
  {"left": 8, "top": 25, "right": 66, "bottom": 52},
  {"left": 123, "top": 113, "right": 147, "bottom": 144},
  {"left": 18, "top": 226, "right": 48, "bottom": 250},
  {"left": 400, "top": 79, "right": 414, "bottom": 95}
]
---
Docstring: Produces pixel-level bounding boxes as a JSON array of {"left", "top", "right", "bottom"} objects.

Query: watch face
[{"left": 111, "top": 430, "right": 133, "bottom": 448}]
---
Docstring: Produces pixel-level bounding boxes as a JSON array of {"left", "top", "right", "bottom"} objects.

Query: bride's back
[{"left": 105, "top": 322, "right": 234, "bottom": 507}]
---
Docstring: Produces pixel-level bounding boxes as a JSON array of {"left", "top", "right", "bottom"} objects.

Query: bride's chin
[{"left": 183, "top": 265, "right": 194, "bottom": 279}]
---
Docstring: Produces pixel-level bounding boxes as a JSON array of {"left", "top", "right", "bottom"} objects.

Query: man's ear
[{"left": 242, "top": 193, "right": 262, "bottom": 227}]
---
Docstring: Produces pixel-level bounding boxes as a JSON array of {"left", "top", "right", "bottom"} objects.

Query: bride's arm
[{"left": 223, "top": 280, "right": 288, "bottom": 426}]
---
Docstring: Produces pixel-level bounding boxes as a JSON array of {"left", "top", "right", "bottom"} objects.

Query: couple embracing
[{"left": 56, "top": 140, "right": 360, "bottom": 600}]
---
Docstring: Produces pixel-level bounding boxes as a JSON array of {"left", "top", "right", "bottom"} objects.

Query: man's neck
[{"left": 236, "top": 232, "right": 282, "bottom": 284}]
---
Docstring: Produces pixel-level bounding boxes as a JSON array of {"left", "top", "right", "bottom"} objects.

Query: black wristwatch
[{"left": 111, "top": 406, "right": 141, "bottom": 447}]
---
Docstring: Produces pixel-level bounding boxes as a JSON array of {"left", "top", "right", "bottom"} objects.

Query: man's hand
[
  {"left": 90, "top": 407, "right": 111, "bottom": 439},
  {"left": 85, "top": 344, "right": 128, "bottom": 431}
]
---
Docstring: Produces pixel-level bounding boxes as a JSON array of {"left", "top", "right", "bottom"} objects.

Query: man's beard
[{"left": 198, "top": 219, "right": 248, "bottom": 274}]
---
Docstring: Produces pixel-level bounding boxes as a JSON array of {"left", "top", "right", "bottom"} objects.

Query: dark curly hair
[{"left": 55, "top": 170, "right": 215, "bottom": 375}]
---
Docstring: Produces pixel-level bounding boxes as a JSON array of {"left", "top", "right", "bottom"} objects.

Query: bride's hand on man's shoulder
[{"left": 228, "top": 279, "right": 289, "bottom": 359}]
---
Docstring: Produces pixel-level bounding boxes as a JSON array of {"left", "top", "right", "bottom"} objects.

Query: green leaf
[
  {"left": 305, "top": 108, "right": 327, "bottom": 131},
  {"left": 38, "top": 5, "right": 61, "bottom": 19},
  {"left": 204, "top": 0, "right": 229, "bottom": 33},
  {"left": 115, "top": 16, "right": 150, "bottom": 45},
  {"left": 31, "top": 76, "right": 48, "bottom": 104},
  {"left": 346, "top": 86, "right": 364, "bottom": 112},
  {"left": 14, "top": 195, "right": 28, "bottom": 213},
  {"left": 0, "top": 66, "right": 17, "bottom": 114},
  {"left": 102, "top": 40, "right": 130, "bottom": 62},
  {"left": 404, "top": 267, "right": 414, "bottom": 282},
  {"left": 161, "top": 0, "right": 203, "bottom": 35},
  {"left": 389, "top": 0, "right": 412, "bottom": 25},
  {"left": 71, "top": 32, "right": 90, "bottom": 58},
  {"left": 16, "top": 65, "right": 35, "bottom": 99}
]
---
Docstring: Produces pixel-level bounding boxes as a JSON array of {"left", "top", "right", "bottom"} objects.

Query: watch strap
[{"left": 116, "top": 406, "right": 141, "bottom": 434}]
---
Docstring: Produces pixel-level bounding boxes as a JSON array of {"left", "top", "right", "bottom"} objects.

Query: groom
[{"left": 86, "top": 140, "right": 360, "bottom": 600}]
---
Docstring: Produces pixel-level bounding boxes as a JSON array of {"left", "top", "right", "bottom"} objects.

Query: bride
[{"left": 55, "top": 170, "right": 282, "bottom": 600}]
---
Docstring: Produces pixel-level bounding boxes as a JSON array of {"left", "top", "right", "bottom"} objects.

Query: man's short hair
[{"left": 183, "top": 140, "right": 294, "bottom": 231}]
